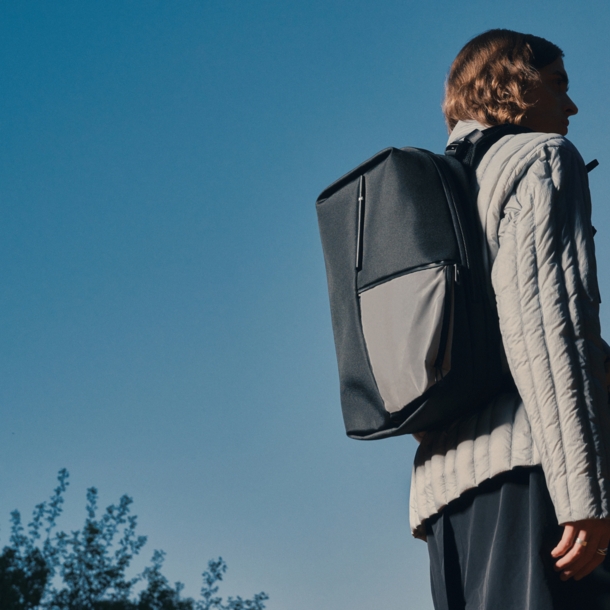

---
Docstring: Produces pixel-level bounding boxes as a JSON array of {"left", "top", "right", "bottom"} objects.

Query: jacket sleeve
[{"left": 491, "top": 142, "right": 610, "bottom": 524}]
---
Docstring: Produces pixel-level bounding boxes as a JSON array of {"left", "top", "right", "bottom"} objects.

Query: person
[{"left": 409, "top": 29, "right": 610, "bottom": 610}]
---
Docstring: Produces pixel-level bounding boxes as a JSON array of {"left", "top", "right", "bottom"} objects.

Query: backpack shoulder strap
[{"left": 445, "top": 124, "right": 533, "bottom": 169}]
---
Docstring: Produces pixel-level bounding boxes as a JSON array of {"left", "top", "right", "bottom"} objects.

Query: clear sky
[{"left": 1, "top": 1, "right": 610, "bottom": 609}]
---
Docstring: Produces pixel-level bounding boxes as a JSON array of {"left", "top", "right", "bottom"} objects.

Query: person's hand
[{"left": 551, "top": 519, "right": 610, "bottom": 580}]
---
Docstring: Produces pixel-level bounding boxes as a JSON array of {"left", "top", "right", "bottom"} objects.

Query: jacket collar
[{"left": 447, "top": 119, "right": 489, "bottom": 146}]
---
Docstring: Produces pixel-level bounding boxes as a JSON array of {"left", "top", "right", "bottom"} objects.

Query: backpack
[{"left": 316, "top": 125, "right": 531, "bottom": 440}]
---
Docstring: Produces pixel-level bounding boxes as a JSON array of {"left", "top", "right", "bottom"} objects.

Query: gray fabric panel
[{"left": 359, "top": 266, "right": 451, "bottom": 413}]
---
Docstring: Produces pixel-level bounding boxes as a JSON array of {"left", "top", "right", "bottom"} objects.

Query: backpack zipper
[
  {"left": 355, "top": 175, "right": 365, "bottom": 271},
  {"left": 357, "top": 260, "right": 457, "bottom": 294}
]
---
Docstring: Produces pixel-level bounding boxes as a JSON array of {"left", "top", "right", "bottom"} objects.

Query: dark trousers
[{"left": 426, "top": 467, "right": 610, "bottom": 610}]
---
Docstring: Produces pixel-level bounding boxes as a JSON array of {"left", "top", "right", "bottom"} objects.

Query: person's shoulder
[
  {"left": 483, "top": 131, "right": 570, "bottom": 170},
  {"left": 499, "top": 133, "right": 585, "bottom": 188},
  {"left": 517, "top": 134, "right": 588, "bottom": 195},
  {"left": 524, "top": 132, "right": 585, "bottom": 167},
  {"left": 503, "top": 131, "right": 575, "bottom": 154},
  {"left": 477, "top": 131, "right": 585, "bottom": 201}
]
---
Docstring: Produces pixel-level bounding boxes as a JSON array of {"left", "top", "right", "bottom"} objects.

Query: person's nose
[{"left": 565, "top": 93, "right": 578, "bottom": 116}]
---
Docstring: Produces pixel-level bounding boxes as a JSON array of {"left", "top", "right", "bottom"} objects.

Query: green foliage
[{"left": 0, "top": 471, "right": 268, "bottom": 610}]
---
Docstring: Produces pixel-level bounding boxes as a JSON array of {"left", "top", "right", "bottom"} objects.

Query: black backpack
[{"left": 316, "top": 125, "right": 531, "bottom": 440}]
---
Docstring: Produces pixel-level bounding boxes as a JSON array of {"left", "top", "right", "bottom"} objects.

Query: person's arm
[{"left": 492, "top": 142, "right": 610, "bottom": 579}]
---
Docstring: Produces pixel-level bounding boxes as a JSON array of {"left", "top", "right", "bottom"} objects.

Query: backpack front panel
[{"left": 357, "top": 150, "right": 461, "bottom": 291}]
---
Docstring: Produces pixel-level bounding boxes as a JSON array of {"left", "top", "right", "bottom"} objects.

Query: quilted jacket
[{"left": 409, "top": 120, "right": 610, "bottom": 539}]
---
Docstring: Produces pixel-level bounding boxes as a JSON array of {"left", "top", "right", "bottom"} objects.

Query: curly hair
[{"left": 443, "top": 29, "right": 563, "bottom": 132}]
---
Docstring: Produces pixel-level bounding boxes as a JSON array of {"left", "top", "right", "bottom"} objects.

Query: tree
[{"left": 0, "top": 470, "right": 268, "bottom": 610}]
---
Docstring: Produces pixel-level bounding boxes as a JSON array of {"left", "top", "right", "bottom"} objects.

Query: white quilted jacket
[{"left": 409, "top": 120, "right": 610, "bottom": 539}]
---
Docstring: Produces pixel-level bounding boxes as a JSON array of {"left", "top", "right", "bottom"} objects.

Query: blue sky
[{"left": 1, "top": 1, "right": 610, "bottom": 608}]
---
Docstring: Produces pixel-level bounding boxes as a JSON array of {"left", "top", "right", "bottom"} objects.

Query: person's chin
[{"left": 549, "top": 124, "right": 568, "bottom": 136}]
